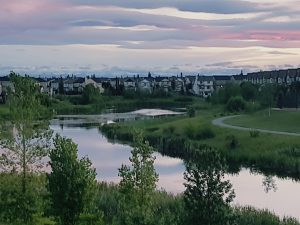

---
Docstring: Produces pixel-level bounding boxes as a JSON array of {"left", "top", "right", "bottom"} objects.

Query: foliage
[
  {"left": 184, "top": 147, "right": 235, "bottom": 225},
  {"left": 249, "top": 130, "right": 260, "bottom": 138},
  {"left": 0, "top": 173, "right": 49, "bottom": 224},
  {"left": 118, "top": 131, "right": 159, "bottom": 225},
  {"left": 212, "top": 83, "right": 241, "bottom": 104},
  {"left": 0, "top": 73, "right": 52, "bottom": 223},
  {"left": 259, "top": 84, "right": 277, "bottom": 116},
  {"left": 58, "top": 77, "right": 64, "bottom": 95},
  {"left": 290, "top": 81, "right": 300, "bottom": 109},
  {"left": 82, "top": 84, "right": 102, "bottom": 104},
  {"left": 48, "top": 135, "right": 96, "bottom": 225},
  {"left": 187, "top": 106, "right": 196, "bottom": 117},
  {"left": 226, "top": 96, "right": 246, "bottom": 112},
  {"left": 184, "top": 126, "right": 215, "bottom": 140},
  {"left": 240, "top": 82, "right": 257, "bottom": 101},
  {"left": 225, "top": 135, "right": 239, "bottom": 149},
  {"left": 235, "top": 207, "right": 299, "bottom": 225}
]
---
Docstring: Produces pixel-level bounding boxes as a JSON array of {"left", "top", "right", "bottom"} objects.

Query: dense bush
[
  {"left": 184, "top": 126, "right": 215, "bottom": 140},
  {"left": 226, "top": 96, "right": 246, "bottom": 112},
  {"left": 195, "top": 127, "right": 216, "bottom": 140},
  {"left": 0, "top": 174, "right": 48, "bottom": 224},
  {"left": 226, "top": 135, "right": 239, "bottom": 149},
  {"left": 235, "top": 207, "right": 299, "bottom": 225},
  {"left": 187, "top": 107, "right": 195, "bottom": 117}
]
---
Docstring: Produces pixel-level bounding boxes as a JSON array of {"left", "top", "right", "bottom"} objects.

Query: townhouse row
[{"left": 1, "top": 68, "right": 300, "bottom": 98}]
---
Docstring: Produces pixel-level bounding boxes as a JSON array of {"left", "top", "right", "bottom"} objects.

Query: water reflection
[
  {"left": 262, "top": 175, "right": 277, "bottom": 193},
  {"left": 50, "top": 119, "right": 300, "bottom": 220}
]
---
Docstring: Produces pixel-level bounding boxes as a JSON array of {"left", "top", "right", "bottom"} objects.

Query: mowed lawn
[{"left": 225, "top": 110, "right": 300, "bottom": 133}]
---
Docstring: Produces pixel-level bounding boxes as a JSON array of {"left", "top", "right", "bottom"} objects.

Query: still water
[{"left": 50, "top": 111, "right": 300, "bottom": 220}]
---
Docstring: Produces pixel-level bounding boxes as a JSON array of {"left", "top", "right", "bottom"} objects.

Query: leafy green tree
[
  {"left": 82, "top": 84, "right": 101, "bottom": 104},
  {"left": 259, "top": 84, "right": 277, "bottom": 116},
  {"left": 218, "top": 83, "right": 241, "bottom": 104},
  {"left": 118, "top": 131, "right": 159, "bottom": 225},
  {"left": 48, "top": 135, "right": 96, "bottom": 225},
  {"left": 0, "top": 73, "right": 52, "bottom": 223},
  {"left": 184, "top": 147, "right": 235, "bottom": 225},
  {"left": 58, "top": 77, "right": 64, "bottom": 94},
  {"left": 291, "top": 81, "right": 300, "bottom": 109},
  {"left": 226, "top": 96, "right": 246, "bottom": 112},
  {"left": 240, "top": 82, "right": 257, "bottom": 101}
]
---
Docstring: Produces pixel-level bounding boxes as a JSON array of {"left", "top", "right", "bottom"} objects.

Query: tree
[
  {"left": 259, "top": 83, "right": 277, "bottom": 116},
  {"left": 48, "top": 135, "right": 96, "bottom": 225},
  {"left": 240, "top": 82, "right": 257, "bottom": 101},
  {"left": 184, "top": 147, "right": 235, "bottom": 225},
  {"left": 219, "top": 83, "right": 241, "bottom": 104},
  {"left": 82, "top": 84, "right": 101, "bottom": 104},
  {"left": 118, "top": 131, "right": 159, "bottom": 224},
  {"left": 226, "top": 96, "right": 246, "bottom": 112},
  {"left": 0, "top": 73, "right": 52, "bottom": 222},
  {"left": 291, "top": 81, "right": 300, "bottom": 110},
  {"left": 58, "top": 76, "right": 64, "bottom": 94}
]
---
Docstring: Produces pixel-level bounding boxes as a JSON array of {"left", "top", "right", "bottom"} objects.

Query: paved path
[{"left": 212, "top": 115, "right": 300, "bottom": 137}]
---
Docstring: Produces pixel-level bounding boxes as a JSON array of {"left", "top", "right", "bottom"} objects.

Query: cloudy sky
[{"left": 1, "top": 0, "right": 300, "bottom": 76}]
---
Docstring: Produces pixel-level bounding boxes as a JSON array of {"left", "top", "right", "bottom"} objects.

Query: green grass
[{"left": 226, "top": 110, "right": 300, "bottom": 133}]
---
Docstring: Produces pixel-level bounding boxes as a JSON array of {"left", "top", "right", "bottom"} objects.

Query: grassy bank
[
  {"left": 100, "top": 107, "right": 300, "bottom": 179},
  {"left": 226, "top": 110, "right": 300, "bottom": 133},
  {"left": 51, "top": 95, "right": 196, "bottom": 115}
]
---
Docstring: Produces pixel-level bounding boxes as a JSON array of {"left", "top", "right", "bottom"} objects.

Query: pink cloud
[{"left": 220, "top": 30, "right": 300, "bottom": 42}]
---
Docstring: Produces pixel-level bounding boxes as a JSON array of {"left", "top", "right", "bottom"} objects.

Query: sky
[{"left": 0, "top": 0, "right": 300, "bottom": 77}]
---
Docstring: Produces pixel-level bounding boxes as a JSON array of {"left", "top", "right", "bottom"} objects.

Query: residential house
[
  {"left": 233, "top": 74, "right": 247, "bottom": 85},
  {"left": 155, "top": 77, "right": 171, "bottom": 92},
  {"left": 85, "top": 77, "right": 105, "bottom": 93},
  {"left": 138, "top": 78, "right": 152, "bottom": 93},
  {"left": 0, "top": 76, "right": 12, "bottom": 94},
  {"left": 33, "top": 77, "right": 53, "bottom": 95},
  {"left": 174, "top": 77, "right": 185, "bottom": 92},
  {"left": 73, "top": 77, "right": 85, "bottom": 93},
  {"left": 198, "top": 76, "right": 214, "bottom": 98},
  {"left": 123, "top": 77, "right": 136, "bottom": 90},
  {"left": 184, "top": 75, "right": 196, "bottom": 94},
  {"left": 213, "top": 75, "right": 234, "bottom": 90}
]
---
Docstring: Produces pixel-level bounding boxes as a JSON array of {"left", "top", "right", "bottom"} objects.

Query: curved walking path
[{"left": 212, "top": 115, "right": 300, "bottom": 137}]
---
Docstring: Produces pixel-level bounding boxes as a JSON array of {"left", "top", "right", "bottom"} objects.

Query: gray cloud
[
  {"left": 66, "top": 0, "right": 263, "bottom": 14},
  {"left": 268, "top": 51, "right": 298, "bottom": 56},
  {"left": 206, "top": 62, "right": 233, "bottom": 67}
]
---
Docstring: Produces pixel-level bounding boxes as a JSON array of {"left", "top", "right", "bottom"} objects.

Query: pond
[{"left": 50, "top": 110, "right": 300, "bottom": 220}]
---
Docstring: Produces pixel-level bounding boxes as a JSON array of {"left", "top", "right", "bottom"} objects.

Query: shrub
[
  {"left": 195, "top": 127, "right": 215, "bottom": 140},
  {"left": 249, "top": 130, "right": 260, "bottom": 138},
  {"left": 187, "top": 107, "right": 196, "bottom": 117},
  {"left": 226, "top": 96, "right": 246, "bottom": 112},
  {"left": 235, "top": 207, "right": 299, "bottom": 225},
  {"left": 226, "top": 135, "right": 239, "bottom": 149},
  {"left": 185, "top": 126, "right": 215, "bottom": 140}
]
